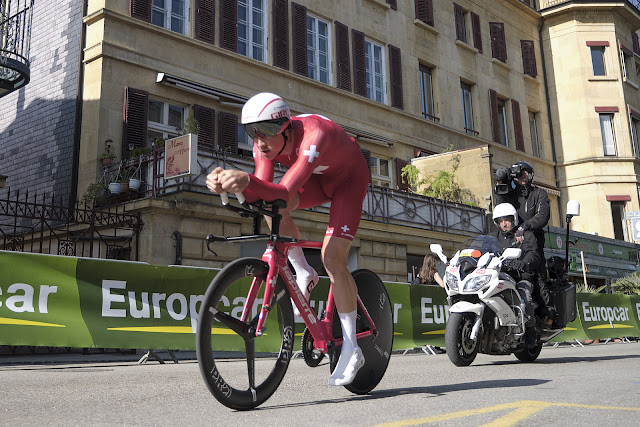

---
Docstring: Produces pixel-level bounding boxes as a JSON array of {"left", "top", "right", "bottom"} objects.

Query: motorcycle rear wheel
[{"left": 514, "top": 342, "right": 542, "bottom": 362}]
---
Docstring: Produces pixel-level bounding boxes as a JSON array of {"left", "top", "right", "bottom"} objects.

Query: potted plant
[
  {"left": 100, "top": 147, "right": 116, "bottom": 165},
  {"left": 130, "top": 146, "right": 152, "bottom": 158},
  {"left": 81, "top": 182, "right": 107, "bottom": 205}
]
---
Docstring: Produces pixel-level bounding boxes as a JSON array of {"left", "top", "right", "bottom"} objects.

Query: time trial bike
[{"left": 196, "top": 193, "right": 394, "bottom": 410}]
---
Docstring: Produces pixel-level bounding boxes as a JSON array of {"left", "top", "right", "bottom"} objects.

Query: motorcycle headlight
[
  {"left": 463, "top": 275, "right": 491, "bottom": 292},
  {"left": 445, "top": 272, "right": 459, "bottom": 290}
]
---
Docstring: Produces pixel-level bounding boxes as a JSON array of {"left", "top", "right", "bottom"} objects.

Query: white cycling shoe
[
  {"left": 328, "top": 347, "right": 365, "bottom": 386},
  {"left": 292, "top": 269, "right": 319, "bottom": 318}
]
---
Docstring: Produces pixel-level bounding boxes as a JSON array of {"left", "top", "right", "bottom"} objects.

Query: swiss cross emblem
[{"left": 303, "top": 145, "right": 320, "bottom": 163}]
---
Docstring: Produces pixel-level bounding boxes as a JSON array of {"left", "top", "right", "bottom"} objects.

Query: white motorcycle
[{"left": 430, "top": 201, "right": 580, "bottom": 367}]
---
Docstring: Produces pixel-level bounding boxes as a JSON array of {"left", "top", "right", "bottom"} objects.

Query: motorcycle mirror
[
  {"left": 501, "top": 247, "right": 522, "bottom": 260},
  {"left": 430, "top": 243, "right": 448, "bottom": 264},
  {"left": 566, "top": 200, "right": 580, "bottom": 218}
]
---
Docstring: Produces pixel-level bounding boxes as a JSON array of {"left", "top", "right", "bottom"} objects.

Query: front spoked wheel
[
  {"left": 331, "top": 269, "right": 394, "bottom": 394},
  {"left": 196, "top": 258, "right": 294, "bottom": 410},
  {"left": 445, "top": 312, "right": 479, "bottom": 366}
]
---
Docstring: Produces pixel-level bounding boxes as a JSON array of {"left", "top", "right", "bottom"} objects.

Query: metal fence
[{"left": 0, "top": 189, "right": 143, "bottom": 260}]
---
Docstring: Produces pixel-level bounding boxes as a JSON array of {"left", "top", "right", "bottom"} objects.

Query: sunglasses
[{"left": 244, "top": 121, "right": 286, "bottom": 139}]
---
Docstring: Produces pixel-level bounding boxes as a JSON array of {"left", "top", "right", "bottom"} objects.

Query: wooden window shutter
[
  {"left": 195, "top": 0, "right": 215, "bottom": 44},
  {"left": 490, "top": 22, "right": 506, "bottom": 61},
  {"left": 454, "top": 3, "right": 465, "bottom": 42},
  {"left": 489, "top": 89, "right": 500, "bottom": 144},
  {"left": 395, "top": 158, "right": 410, "bottom": 191},
  {"left": 335, "top": 21, "right": 352, "bottom": 92},
  {"left": 194, "top": 105, "right": 215, "bottom": 151},
  {"left": 273, "top": 0, "right": 289, "bottom": 70},
  {"left": 122, "top": 87, "right": 149, "bottom": 155},
  {"left": 220, "top": 0, "right": 238, "bottom": 52},
  {"left": 389, "top": 45, "right": 403, "bottom": 109},
  {"left": 415, "top": 0, "right": 434, "bottom": 26},
  {"left": 291, "top": 2, "right": 307, "bottom": 75},
  {"left": 386, "top": 0, "right": 397, "bottom": 10},
  {"left": 352, "top": 29, "right": 366, "bottom": 97},
  {"left": 512, "top": 100, "right": 524, "bottom": 152},
  {"left": 634, "top": 33, "right": 640, "bottom": 55},
  {"left": 521, "top": 40, "right": 537, "bottom": 77},
  {"left": 218, "top": 112, "right": 238, "bottom": 155},
  {"left": 471, "top": 12, "right": 482, "bottom": 53},
  {"left": 130, "top": 0, "right": 152, "bottom": 23},
  {"left": 360, "top": 148, "right": 372, "bottom": 185}
]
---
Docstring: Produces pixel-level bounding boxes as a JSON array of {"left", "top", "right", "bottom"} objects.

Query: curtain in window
[{"left": 600, "top": 114, "right": 616, "bottom": 156}]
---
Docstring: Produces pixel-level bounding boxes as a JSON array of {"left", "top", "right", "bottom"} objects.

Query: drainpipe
[
  {"left": 70, "top": 0, "right": 88, "bottom": 208},
  {"left": 539, "top": 16, "right": 564, "bottom": 222},
  {"left": 172, "top": 231, "right": 183, "bottom": 265}
]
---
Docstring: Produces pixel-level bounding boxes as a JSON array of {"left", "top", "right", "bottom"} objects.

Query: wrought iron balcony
[
  {"left": 100, "top": 148, "right": 487, "bottom": 237},
  {"left": 0, "top": 0, "right": 34, "bottom": 98}
]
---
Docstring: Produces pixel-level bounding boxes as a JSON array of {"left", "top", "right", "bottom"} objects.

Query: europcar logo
[{"left": 581, "top": 301, "right": 633, "bottom": 329}]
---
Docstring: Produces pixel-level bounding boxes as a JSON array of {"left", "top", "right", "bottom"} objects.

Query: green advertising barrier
[
  {"left": 2, "top": 251, "right": 640, "bottom": 352},
  {"left": 576, "top": 293, "right": 640, "bottom": 340}
]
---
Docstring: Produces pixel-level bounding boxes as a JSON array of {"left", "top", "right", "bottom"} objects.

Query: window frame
[
  {"left": 620, "top": 45, "right": 636, "bottom": 85},
  {"left": 590, "top": 46, "right": 607, "bottom": 76},
  {"left": 151, "top": 0, "right": 189, "bottom": 35},
  {"left": 610, "top": 201, "right": 627, "bottom": 241},
  {"left": 630, "top": 113, "right": 640, "bottom": 158},
  {"left": 461, "top": 81, "right": 476, "bottom": 135},
  {"left": 497, "top": 98, "right": 509, "bottom": 147},
  {"left": 370, "top": 155, "right": 393, "bottom": 187},
  {"left": 238, "top": 0, "right": 268, "bottom": 62},
  {"left": 454, "top": 3, "right": 467, "bottom": 44},
  {"left": 147, "top": 99, "right": 188, "bottom": 146},
  {"left": 307, "top": 14, "right": 333, "bottom": 85},
  {"left": 364, "top": 38, "right": 386, "bottom": 104},
  {"left": 529, "top": 110, "right": 541, "bottom": 158},
  {"left": 420, "top": 64, "right": 436, "bottom": 121}
]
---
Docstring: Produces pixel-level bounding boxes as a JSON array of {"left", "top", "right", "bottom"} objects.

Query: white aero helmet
[
  {"left": 241, "top": 92, "right": 291, "bottom": 139},
  {"left": 492, "top": 203, "right": 518, "bottom": 226}
]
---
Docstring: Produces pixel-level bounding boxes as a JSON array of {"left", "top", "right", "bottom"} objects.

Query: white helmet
[
  {"left": 241, "top": 92, "right": 291, "bottom": 139},
  {"left": 492, "top": 203, "right": 518, "bottom": 226}
]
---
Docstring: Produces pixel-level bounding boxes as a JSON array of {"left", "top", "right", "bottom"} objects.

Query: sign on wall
[{"left": 164, "top": 134, "right": 198, "bottom": 179}]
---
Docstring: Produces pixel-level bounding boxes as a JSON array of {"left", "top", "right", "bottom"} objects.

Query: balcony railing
[{"left": 100, "top": 148, "right": 487, "bottom": 237}]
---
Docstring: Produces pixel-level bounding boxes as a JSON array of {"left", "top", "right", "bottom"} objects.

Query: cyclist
[{"left": 206, "top": 92, "right": 370, "bottom": 386}]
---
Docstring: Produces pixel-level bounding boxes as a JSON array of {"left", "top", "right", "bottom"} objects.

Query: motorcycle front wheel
[
  {"left": 514, "top": 342, "right": 543, "bottom": 362},
  {"left": 445, "top": 312, "right": 479, "bottom": 366}
]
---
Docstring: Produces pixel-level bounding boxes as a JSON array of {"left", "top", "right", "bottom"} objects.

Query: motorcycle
[{"left": 430, "top": 201, "right": 580, "bottom": 366}]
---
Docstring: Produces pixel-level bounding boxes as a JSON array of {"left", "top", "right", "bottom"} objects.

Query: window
[
  {"left": 461, "top": 82, "right": 475, "bottom": 134},
  {"left": 489, "top": 22, "right": 507, "bottom": 62},
  {"left": 365, "top": 39, "right": 385, "bottom": 103},
  {"left": 599, "top": 113, "right": 617, "bottom": 156},
  {"left": 590, "top": 46, "right": 606, "bottom": 76},
  {"left": 454, "top": 3, "right": 467, "bottom": 43},
  {"left": 420, "top": 65, "right": 436, "bottom": 120},
  {"left": 152, "top": 0, "right": 188, "bottom": 34},
  {"left": 610, "top": 201, "right": 626, "bottom": 241},
  {"left": 307, "top": 15, "right": 332, "bottom": 85},
  {"left": 497, "top": 98, "right": 508, "bottom": 146},
  {"left": 370, "top": 155, "right": 392, "bottom": 187},
  {"left": 147, "top": 99, "right": 186, "bottom": 146},
  {"left": 237, "top": 123, "right": 254, "bottom": 157},
  {"left": 238, "top": 0, "right": 267, "bottom": 62},
  {"left": 415, "top": 0, "right": 434, "bottom": 27},
  {"left": 631, "top": 114, "right": 640, "bottom": 158},
  {"left": 621, "top": 46, "right": 635, "bottom": 83},
  {"left": 521, "top": 40, "right": 537, "bottom": 77},
  {"left": 529, "top": 111, "right": 541, "bottom": 158}
]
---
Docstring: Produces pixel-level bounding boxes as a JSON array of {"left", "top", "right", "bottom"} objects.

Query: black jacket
[
  {"left": 496, "top": 184, "right": 550, "bottom": 254},
  {"left": 494, "top": 227, "right": 540, "bottom": 283}
]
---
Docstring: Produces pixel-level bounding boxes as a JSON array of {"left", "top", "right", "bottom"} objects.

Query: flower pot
[
  {"left": 129, "top": 178, "right": 141, "bottom": 191},
  {"left": 101, "top": 157, "right": 113, "bottom": 166},
  {"left": 108, "top": 182, "right": 121, "bottom": 194}
]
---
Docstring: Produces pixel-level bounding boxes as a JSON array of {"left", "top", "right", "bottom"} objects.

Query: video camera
[{"left": 494, "top": 164, "right": 524, "bottom": 195}]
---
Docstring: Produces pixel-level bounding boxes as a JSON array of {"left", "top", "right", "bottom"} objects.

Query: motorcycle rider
[
  {"left": 494, "top": 161, "right": 553, "bottom": 324},
  {"left": 492, "top": 203, "right": 541, "bottom": 348}
]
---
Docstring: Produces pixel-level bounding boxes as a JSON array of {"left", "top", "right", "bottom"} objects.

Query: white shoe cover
[
  {"left": 328, "top": 347, "right": 364, "bottom": 386},
  {"left": 292, "top": 269, "right": 319, "bottom": 318}
]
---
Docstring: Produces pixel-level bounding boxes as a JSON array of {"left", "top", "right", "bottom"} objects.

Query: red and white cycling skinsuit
[{"left": 242, "top": 114, "right": 369, "bottom": 241}]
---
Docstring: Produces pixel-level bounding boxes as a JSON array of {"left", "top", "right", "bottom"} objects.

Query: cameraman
[{"left": 494, "top": 161, "right": 553, "bottom": 323}]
